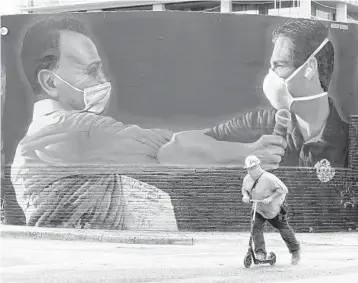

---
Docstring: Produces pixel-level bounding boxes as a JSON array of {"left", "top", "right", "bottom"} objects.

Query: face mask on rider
[
  {"left": 51, "top": 72, "right": 112, "bottom": 115},
  {"left": 263, "top": 38, "right": 330, "bottom": 111},
  {"left": 248, "top": 166, "right": 263, "bottom": 179}
]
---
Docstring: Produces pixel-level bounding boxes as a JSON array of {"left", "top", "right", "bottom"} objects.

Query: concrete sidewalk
[
  {"left": 2, "top": 237, "right": 358, "bottom": 283},
  {"left": 1, "top": 225, "right": 358, "bottom": 246}
]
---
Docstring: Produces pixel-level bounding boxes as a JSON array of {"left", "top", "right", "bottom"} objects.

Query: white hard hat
[{"left": 244, "top": 155, "right": 261, "bottom": 169}]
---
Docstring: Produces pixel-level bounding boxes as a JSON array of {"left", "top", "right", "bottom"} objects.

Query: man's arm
[
  {"left": 157, "top": 109, "right": 272, "bottom": 165},
  {"left": 264, "top": 176, "right": 288, "bottom": 203},
  {"left": 85, "top": 114, "right": 173, "bottom": 164},
  {"left": 241, "top": 175, "right": 252, "bottom": 203},
  {"left": 205, "top": 109, "right": 276, "bottom": 142},
  {"left": 241, "top": 186, "right": 251, "bottom": 199},
  {"left": 157, "top": 129, "right": 255, "bottom": 165},
  {"left": 267, "top": 190, "right": 284, "bottom": 201},
  {"left": 158, "top": 109, "right": 287, "bottom": 168}
]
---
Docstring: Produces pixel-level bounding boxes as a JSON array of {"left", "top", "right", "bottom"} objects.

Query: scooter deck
[
  {"left": 253, "top": 258, "right": 275, "bottom": 265},
  {"left": 248, "top": 247, "right": 275, "bottom": 265}
]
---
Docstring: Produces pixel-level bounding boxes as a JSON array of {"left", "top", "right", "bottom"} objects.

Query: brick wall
[
  {"left": 1, "top": 115, "right": 358, "bottom": 232},
  {"left": 97, "top": 166, "right": 358, "bottom": 233},
  {"left": 2, "top": 164, "right": 358, "bottom": 232},
  {"left": 349, "top": 115, "right": 358, "bottom": 171}
]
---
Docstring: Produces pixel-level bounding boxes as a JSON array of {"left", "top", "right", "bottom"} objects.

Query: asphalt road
[{"left": 1, "top": 234, "right": 358, "bottom": 283}]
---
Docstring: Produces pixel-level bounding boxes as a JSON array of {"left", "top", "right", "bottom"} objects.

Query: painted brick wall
[
  {"left": 2, "top": 165, "right": 358, "bottom": 232},
  {"left": 349, "top": 115, "right": 358, "bottom": 171},
  {"left": 1, "top": 115, "right": 358, "bottom": 232}
]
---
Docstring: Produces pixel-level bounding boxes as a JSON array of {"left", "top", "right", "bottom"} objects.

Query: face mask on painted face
[
  {"left": 51, "top": 72, "right": 111, "bottom": 115},
  {"left": 263, "top": 38, "right": 330, "bottom": 110}
]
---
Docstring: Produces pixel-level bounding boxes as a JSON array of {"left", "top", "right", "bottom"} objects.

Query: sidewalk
[{"left": 1, "top": 225, "right": 358, "bottom": 246}]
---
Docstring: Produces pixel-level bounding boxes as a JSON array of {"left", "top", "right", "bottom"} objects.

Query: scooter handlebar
[{"left": 249, "top": 199, "right": 265, "bottom": 203}]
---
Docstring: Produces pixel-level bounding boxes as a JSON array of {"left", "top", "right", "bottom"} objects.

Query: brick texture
[
  {"left": 1, "top": 116, "right": 358, "bottom": 232},
  {"left": 2, "top": 164, "right": 358, "bottom": 232},
  {"left": 349, "top": 115, "right": 358, "bottom": 171}
]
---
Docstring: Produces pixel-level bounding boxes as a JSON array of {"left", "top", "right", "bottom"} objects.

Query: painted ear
[
  {"left": 304, "top": 57, "right": 318, "bottom": 80},
  {"left": 38, "top": 69, "right": 58, "bottom": 98},
  {"left": 304, "top": 67, "right": 313, "bottom": 78}
]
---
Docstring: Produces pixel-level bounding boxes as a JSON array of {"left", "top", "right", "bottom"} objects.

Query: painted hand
[{"left": 251, "top": 135, "right": 287, "bottom": 170}]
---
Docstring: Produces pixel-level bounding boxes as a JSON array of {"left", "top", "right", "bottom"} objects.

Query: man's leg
[
  {"left": 268, "top": 215, "right": 301, "bottom": 264},
  {"left": 252, "top": 212, "right": 267, "bottom": 259}
]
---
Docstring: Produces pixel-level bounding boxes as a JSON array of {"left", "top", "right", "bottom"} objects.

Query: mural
[{"left": 1, "top": 12, "right": 357, "bottom": 229}]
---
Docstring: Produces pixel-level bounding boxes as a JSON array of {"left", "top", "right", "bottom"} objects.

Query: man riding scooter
[{"left": 241, "top": 155, "right": 301, "bottom": 265}]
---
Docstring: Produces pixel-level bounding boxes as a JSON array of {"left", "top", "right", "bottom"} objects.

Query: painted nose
[{"left": 97, "top": 71, "right": 108, "bottom": 84}]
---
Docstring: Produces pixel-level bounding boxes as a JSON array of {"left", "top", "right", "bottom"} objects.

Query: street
[{"left": 1, "top": 233, "right": 358, "bottom": 283}]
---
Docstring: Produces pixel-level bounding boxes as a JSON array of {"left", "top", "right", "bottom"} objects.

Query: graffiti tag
[{"left": 314, "top": 159, "right": 335, "bottom": 183}]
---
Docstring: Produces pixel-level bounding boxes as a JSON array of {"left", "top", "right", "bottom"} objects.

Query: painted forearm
[{"left": 157, "top": 129, "right": 254, "bottom": 165}]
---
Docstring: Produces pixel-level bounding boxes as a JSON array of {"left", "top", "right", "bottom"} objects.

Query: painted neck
[
  {"left": 293, "top": 94, "right": 330, "bottom": 140},
  {"left": 35, "top": 95, "right": 72, "bottom": 111}
]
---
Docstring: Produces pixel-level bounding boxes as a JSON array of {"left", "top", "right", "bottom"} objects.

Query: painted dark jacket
[{"left": 205, "top": 98, "right": 349, "bottom": 168}]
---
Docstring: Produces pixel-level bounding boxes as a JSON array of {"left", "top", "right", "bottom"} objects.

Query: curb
[{"left": 0, "top": 226, "right": 194, "bottom": 245}]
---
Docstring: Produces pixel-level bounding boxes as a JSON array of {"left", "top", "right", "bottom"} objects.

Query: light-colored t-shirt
[{"left": 242, "top": 171, "right": 288, "bottom": 219}]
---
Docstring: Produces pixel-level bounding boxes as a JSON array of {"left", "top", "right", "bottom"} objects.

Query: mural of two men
[{"left": 9, "top": 15, "right": 349, "bottom": 229}]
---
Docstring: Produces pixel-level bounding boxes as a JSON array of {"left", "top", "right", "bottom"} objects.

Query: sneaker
[
  {"left": 291, "top": 249, "right": 301, "bottom": 265},
  {"left": 255, "top": 252, "right": 266, "bottom": 261}
]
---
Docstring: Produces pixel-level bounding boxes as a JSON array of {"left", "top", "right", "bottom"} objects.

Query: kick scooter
[{"left": 243, "top": 199, "right": 276, "bottom": 268}]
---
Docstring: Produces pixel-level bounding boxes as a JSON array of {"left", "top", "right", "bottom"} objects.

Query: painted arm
[
  {"left": 157, "top": 129, "right": 255, "bottom": 165},
  {"left": 157, "top": 109, "right": 286, "bottom": 167}
]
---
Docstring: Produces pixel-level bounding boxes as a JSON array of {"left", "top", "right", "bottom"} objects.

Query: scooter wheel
[
  {"left": 244, "top": 253, "right": 252, "bottom": 268},
  {"left": 269, "top": 252, "right": 276, "bottom": 266}
]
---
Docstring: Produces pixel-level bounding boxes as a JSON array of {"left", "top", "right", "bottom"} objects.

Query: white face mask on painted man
[
  {"left": 51, "top": 72, "right": 112, "bottom": 115},
  {"left": 263, "top": 38, "right": 330, "bottom": 111}
]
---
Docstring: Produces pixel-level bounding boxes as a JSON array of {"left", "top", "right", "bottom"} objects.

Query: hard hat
[{"left": 244, "top": 155, "right": 261, "bottom": 169}]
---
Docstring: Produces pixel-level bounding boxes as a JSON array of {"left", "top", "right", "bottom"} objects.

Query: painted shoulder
[{"left": 53, "top": 110, "right": 124, "bottom": 129}]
